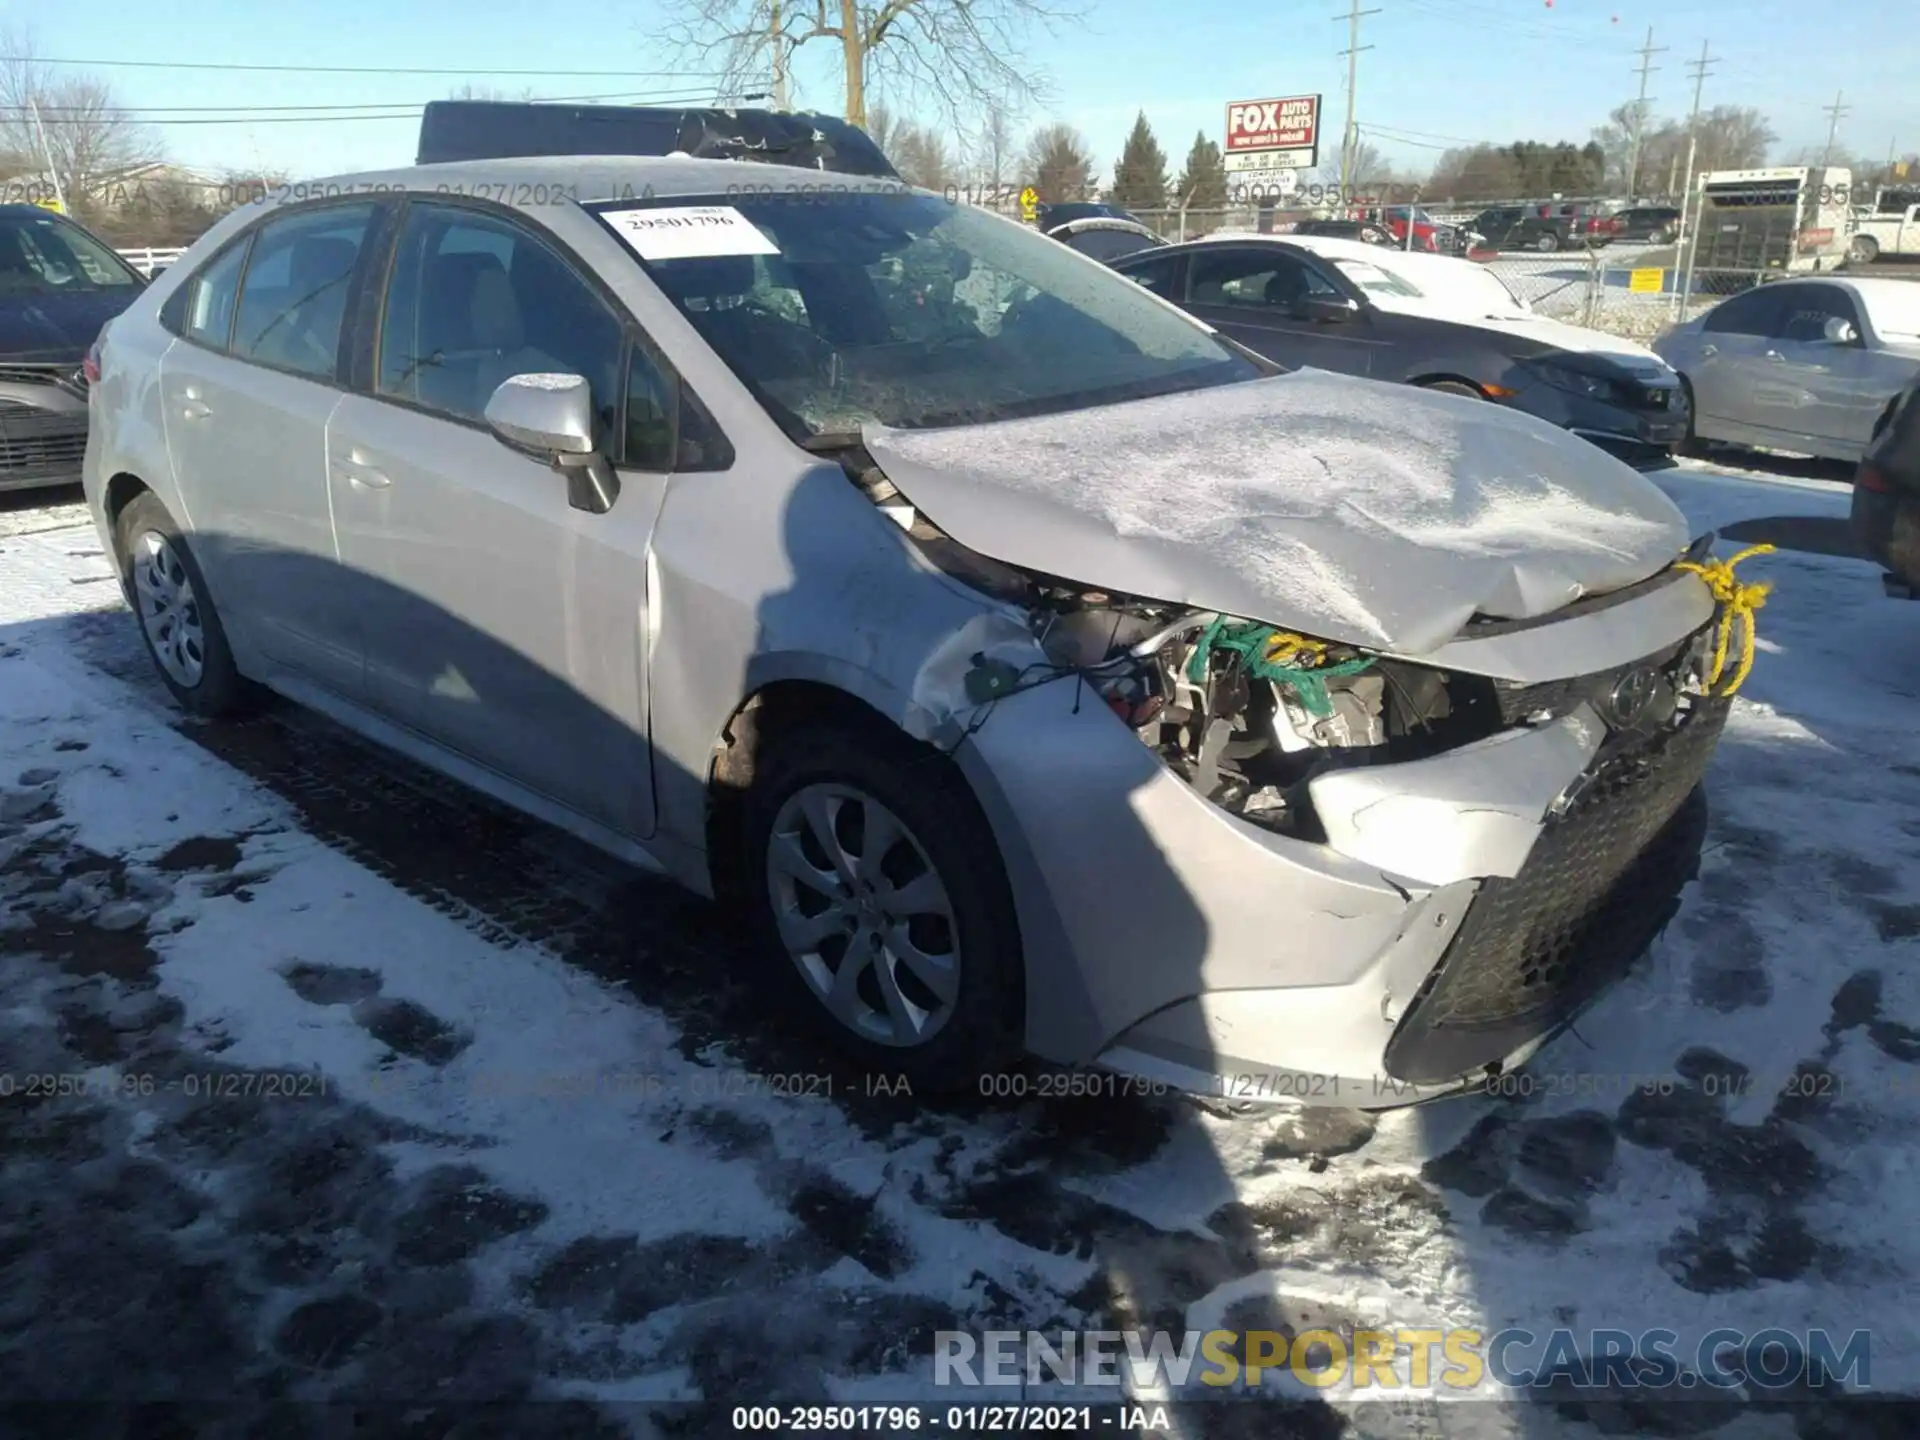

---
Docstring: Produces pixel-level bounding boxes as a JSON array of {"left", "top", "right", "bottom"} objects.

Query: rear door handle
[
  {"left": 1699, "top": 344, "right": 1717, "bottom": 358},
  {"left": 336, "top": 449, "right": 391, "bottom": 489},
  {"left": 179, "top": 398, "right": 212, "bottom": 420},
  {"left": 1764, "top": 349, "right": 1786, "bottom": 362}
]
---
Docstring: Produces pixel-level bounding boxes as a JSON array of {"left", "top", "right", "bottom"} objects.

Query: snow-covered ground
[{"left": 2, "top": 463, "right": 1917, "bottom": 1436}]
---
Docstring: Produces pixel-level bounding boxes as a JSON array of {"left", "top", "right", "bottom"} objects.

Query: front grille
[
  {"left": 0, "top": 409, "right": 87, "bottom": 474},
  {"left": 1383, "top": 697, "right": 1728, "bottom": 1084}
]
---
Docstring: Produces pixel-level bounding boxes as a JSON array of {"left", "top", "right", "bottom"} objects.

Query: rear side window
[
  {"left": 1774, "top": 285, "right": 1860, "bottom": 342},
  {"left": 181, "top": 239, "right": 251, "bottom": 349},
  {"left": 230, "top": 204, "right": 377, "bottom": 380}
]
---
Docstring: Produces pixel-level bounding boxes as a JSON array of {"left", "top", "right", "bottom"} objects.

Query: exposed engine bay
[{"left": 838, "top": 444, "right": 1716, "bottom": 840}]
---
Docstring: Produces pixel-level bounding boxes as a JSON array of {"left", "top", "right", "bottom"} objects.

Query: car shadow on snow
[{"left": 0, "top": 495, "right": 1364, "bottom": 1435}]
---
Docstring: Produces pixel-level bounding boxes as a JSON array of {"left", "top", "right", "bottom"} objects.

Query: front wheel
[
  {"left": 739, "top": 725, "right": 1024, "bottom": 1091},
  {"left": 115, "top": 492, "right": 255, "bottom": 719},
  {"left": 1421, "top": 379, "right": 1486, "bottom": 400},
  {"left": 1535, "top": 232, "right": 1560, "bottom": 253}
]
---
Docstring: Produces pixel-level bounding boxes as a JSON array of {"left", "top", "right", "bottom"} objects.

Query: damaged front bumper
[{"left": 947, "top": 559, "right": 1726, "bottom": 1110}]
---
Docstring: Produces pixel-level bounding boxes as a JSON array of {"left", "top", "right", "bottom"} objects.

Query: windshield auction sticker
[{"left": 599, "top": 205, "right": 780, "bottom": 261}]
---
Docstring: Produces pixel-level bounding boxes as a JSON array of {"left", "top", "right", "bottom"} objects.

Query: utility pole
[
  {"left": 1624, "top": 26, "right": 1667, "bottom": 201},
  {"left": 1673, "top": 40, "right": 1717, "bottom": 320},
  {"left": 1333, "top": 0, "right": 1381, "bottom": 199},
  {"left": 769, "top": 0, "right": 790, "bottom": 111},
  {"left": 27, "top": 99, "right": 66, "bottom": 215},
  {"left": 1820, "top": 90, "right": 1850, "bottom": 167}
]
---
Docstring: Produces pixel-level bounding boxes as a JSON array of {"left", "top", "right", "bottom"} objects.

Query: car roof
[{"left": 319, "top": 156, "right": 917, "bottom": 205}]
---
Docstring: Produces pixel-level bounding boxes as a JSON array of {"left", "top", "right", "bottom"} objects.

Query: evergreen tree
[
  {"left": 1108, "top": 112, "right": 1168, "bottom": 211},
  {"left": 1173, "top": 131, "right": 1227, "bottom": 213}
]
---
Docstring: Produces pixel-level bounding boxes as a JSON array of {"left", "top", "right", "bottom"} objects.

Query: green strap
[{"left": 1183, "top": 618, "right": 1373, "bottom": 718}]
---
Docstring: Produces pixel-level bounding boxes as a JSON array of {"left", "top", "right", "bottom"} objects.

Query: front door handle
[
  {"left": 179, "top": 398, "right": 212, "bottom": 420},
  {"left": 336, "top": 448, "right": 391, "bottom": 489},
  {"left": 1699, "top": 344, "right": 1717, "bottom": 359},
  {"left": 1764, "top": 349, "right": 1785, "bottom": 362}
]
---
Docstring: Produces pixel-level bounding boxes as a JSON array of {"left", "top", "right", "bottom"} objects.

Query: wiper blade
[{"left": 800, "top": 431, "right": 865, "bottom": 453}]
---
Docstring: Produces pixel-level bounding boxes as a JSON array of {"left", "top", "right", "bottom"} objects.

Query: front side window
[
  {"left": 1702, "top": 287, "right": 1786, "bottom": 336},
  {"left": 231, "top": 204, "right": 377, "bottom": 378},
  {"left": 0, "top": 212, "right": 141, "bottom": 295},
  {"left": 1188, "top": 249, "right": 1339, "bottom": 311},
  {"left": 183, "top": 239, "right": 251, "bottom": 349},
  {"left": 592, "top": 191, "right": 1254, "bottom": 437},
  {"left": 379, "top": 203, "right": 623, "bottom": 431}
]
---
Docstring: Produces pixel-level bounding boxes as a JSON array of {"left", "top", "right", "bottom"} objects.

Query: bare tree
[
  {"left": 1023, "top": 121, "right": 1093, "bottom": 203},
  {"left": 0, "top": 28, "right": 160, "bottom": 212},
  {"left": 658, "top": 0, "right": 1085, "bottom": 129},
  {"left": 892, "top": 120, "right": 956, "bottom": 191},
  {"left": 863, "top": 101, "right": 904, "bottom": 159},
  {"left": 969, "top": 99, "right": 1018, "bottom": 200}
]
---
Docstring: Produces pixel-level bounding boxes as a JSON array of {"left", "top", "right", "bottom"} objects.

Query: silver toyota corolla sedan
[
  {"left": 84, "top": 158, "right": 1745, "bottom": 1106},
  {"left": 1655, "top": 275, "right": 1920, "bottom": 463}
]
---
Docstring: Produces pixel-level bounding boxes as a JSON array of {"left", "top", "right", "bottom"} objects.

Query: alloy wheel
[
  {"left": 132, "top": 530, "right": 206, "bottom": 688},
  {"left": 766, "top": 782, "right": 961, "bottom": 1048}
]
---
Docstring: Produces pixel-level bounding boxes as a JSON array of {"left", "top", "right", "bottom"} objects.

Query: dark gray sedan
[{"left": 1114, "top": 234, "right": 1690, "bottom": 458}]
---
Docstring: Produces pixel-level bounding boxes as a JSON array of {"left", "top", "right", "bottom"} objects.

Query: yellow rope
[
  {"left": 1262, "top": 631, "right": 1333, "bottom": 668},
  {"left": 1674, "top": 543, "right": 1776, "bottom": 697}
]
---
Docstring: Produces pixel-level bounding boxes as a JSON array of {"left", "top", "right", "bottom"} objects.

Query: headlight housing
[{"left": 1526, "top": 360, "right": 1625, "bottom": 404}]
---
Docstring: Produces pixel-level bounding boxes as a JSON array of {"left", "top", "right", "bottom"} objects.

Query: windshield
[
  {"left": 0, "top": 212, "right": 141, "bottom": 295},
  {"left": 1326, "top": 257, "right": 1422, "bottom": 297},
  {"left": 1861, "top": 285, "right": 1920, "bottom": 343},
  {"left": 591, "top": 192, "right": 1256, "bottom": 436}
]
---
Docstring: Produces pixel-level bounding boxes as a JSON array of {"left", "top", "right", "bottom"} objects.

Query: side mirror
[
  {"left": 1822, "top": 316, "right": 1859, "bottom": 346},
  {"left": 1298, "top": 295, "right": 1361, "bottom": 324},
  {"left": 483, "top": 372, "right": 621, "bottom": 514}
]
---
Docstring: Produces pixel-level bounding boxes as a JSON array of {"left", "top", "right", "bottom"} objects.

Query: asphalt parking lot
[{"left": 3, "top": 464, "right": 1920, "bottom": 1437}]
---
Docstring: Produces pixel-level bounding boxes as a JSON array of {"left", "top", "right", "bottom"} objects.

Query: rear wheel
[
  {"left": 1673, "top": 376, "right": 1704, "bottom": 459},
  {"left": 1535, "top": 232, "right": 1560, "bottom": 253},
  {"left": 1850, "top": 234, "right": 1880, "bottom": 266},
  {"left": 115, "top": 492, "right": 255, "bottom": 719},
  {"left": 1421, "top": 379, "right": 1485, "bottom": 400},
  {"left": 739, "top": 724, "right": 1023, "bottom": 1091}
]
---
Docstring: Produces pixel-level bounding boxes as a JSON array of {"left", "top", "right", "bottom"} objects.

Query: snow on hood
[{"left": 864, "top": 369, "right": 1691, "bottom": 657}]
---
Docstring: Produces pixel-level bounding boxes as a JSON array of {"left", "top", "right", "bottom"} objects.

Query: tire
[
  {"left": 1535, "top": 232, "right": 1560, "bottom": 253},
  {"left": 1651, "top": 226, "right": 1674, "bottom": 245},
  {"left": 114, "top": 492, "right": 255, "bottom": 719},
  {"left": 738, "top": 724, "right": 1023, "bottom": 1091},
  {"left": 1673, "top": 376, "right": 1704, "bottom": 458},
  {"left": 1850, "top": 235, "right": 1880, "bottom": 265},
  {"left": 1421, "top": 380, "right": 1485, "bottom": 400}
]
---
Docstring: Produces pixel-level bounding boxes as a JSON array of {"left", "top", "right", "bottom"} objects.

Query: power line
[
  {"left": 0, "top": 55, "right": 723, "bottom": 79},
  {"left": 1334, "top": 0, "right": 1381, "bottom": 193},
  {"left": 2, "top": 88, "right": 721, "bottom": 116},
  {"left": 1820, "top": 89, "right": 1850, "bottom": 166},
  {"left": 1625, "top": 26, "right": 1667, "bottom": 199}
]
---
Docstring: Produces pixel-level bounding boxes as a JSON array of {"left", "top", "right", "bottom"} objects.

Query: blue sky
[{"left": 10, "top": 0, "right": 1910, "bottom": 184}]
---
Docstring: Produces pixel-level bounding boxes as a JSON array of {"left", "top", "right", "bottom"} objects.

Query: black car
[
  {"left": 1613, "top": 205, "right": 1682, "bottom": 244},
  {"left": 1475, "top": 201, "right": 1620, "bottom": 252},
  {"left": 1043, "top": 216, "right": 1167, "bottom": 263},
  {"left": 1850, "top": 378, "right": 1920, "bottom": 598},
  {"left": 1111, "top": 234, "right": 1689, "bottom": 459},
  {"left": 1032, "top": 200, "right": 1143, "bottom": 233},
  {"left": 0, "top": 205, "right": 149, "bottom": 495},
  {"left": 415, "top": 100, "right": 899, "bottom": 177}
]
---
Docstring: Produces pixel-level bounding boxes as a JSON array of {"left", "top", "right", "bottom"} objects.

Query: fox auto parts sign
[{"left": 1224, "top": 95, "right": 1321, "bottom": 173}]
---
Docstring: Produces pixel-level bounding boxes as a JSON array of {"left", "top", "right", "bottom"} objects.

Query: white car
[{"left": 84, "top": 158, "right": 1736, "bottom": 1104}]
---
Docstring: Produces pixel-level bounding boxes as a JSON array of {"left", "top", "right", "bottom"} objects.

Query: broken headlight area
[{"left": 840, "top": 440, "right": 1720, "bottom": 839}]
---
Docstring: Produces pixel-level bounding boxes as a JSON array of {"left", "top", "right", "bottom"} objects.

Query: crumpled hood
[{"left": 864, "top": 369, "right": 1691, "bottom": 657}]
